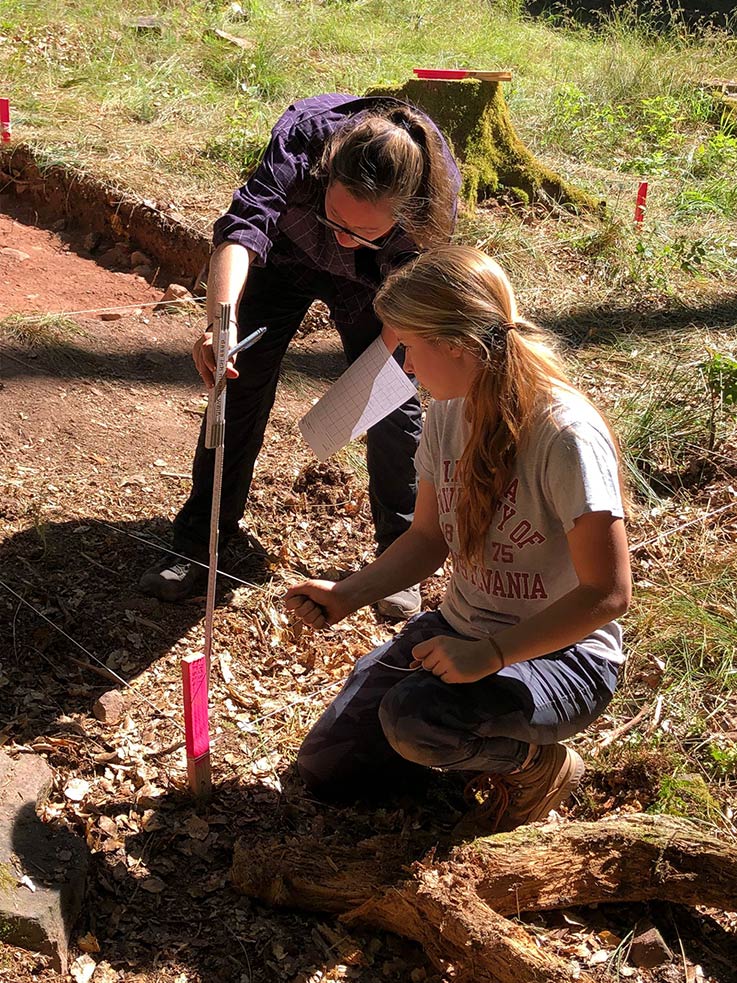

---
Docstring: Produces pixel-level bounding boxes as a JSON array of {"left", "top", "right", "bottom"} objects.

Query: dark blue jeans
[
  {"left": 297, "top": 610, "right": 619, "bottom": 801},
  {"left": 173, "top": 262, "right": 422, "bottom": 557}
]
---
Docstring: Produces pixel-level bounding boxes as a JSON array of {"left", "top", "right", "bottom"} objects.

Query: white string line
[
  {"left": 99, "top": 522, "right": 263, "bottom": 590},
  {"left": 13, "top": 295, "right": 205, "bottom": 319},
  {"left": 6, "top": 217, "right": 651, "bottom": 324},
  {"left": 628, "top": 500, "right": 737, "bottom": 551},
  {"left": 0, "top": 576, "right": 184, "bottom": 732}
]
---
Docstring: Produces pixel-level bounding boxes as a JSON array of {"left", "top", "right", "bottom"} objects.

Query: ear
[{"left": 438, "top": 338, "right": 464, "bottom": 359}]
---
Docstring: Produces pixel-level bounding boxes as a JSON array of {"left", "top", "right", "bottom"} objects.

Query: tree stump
[
  {"left": 232, "top": 814, "right": 737, "bottom": 983},
  {"left": 370, "top": 78, "right": 600, "bottom": 213}
]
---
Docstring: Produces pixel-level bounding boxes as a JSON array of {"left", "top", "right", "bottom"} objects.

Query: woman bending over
[{"left": 285, "top": 244, "right": 631, "bottom": 832}]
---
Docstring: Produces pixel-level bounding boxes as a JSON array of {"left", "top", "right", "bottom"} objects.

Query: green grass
[
  {"left": 0, "top": 312, "right": 83, "bottom": 349},
  {"left": 3, "top": 0, "right": 736, "bottom": 264}
]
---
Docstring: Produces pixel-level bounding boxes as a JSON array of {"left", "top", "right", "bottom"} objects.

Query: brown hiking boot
[{"left": 455, "top": 743, "right": 585, "bottom": 837}]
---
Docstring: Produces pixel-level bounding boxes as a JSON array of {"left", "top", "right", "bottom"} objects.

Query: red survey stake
[
  {"left": 0, "top": 99, "right": 11, "bottom": 144},
  {"left": 634, "top": 182, "right": 648, "bottom": 224}
]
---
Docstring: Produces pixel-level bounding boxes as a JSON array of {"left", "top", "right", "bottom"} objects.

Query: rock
[
  {"left": 133, "top": 264, "right": 153, "bottom": 279},
  {"left": 81, "top": 232, "right": 102, "bottom": 253},
  {"left": 628, "top": 921, "right": 674, "bottom": 969},
  {"left": 130, "top": 250, "right": 151, "bottom": 267},
  {"left": 99, "top": 311, "right": 124, "bottom": 321},
  {"left": 131, "top": 15, "right": 163, "bottom": 32},
  {"left": 1, "top": 247, "right": 31, "bottom": 261},
  {"left": 92, "top": 689, "right": 124, "bottom": 725},
  {"left": 99, "top": 246, "right": 131, "bottom": 270},
  {"left": 50, "top": 218, "right": 67, "bottom": 232},
  {"left": 154, "top": 282, "right": 196, "bottom": 311},
  {"left": 0, "top": 750, "right": 88, "bottom": 973}
]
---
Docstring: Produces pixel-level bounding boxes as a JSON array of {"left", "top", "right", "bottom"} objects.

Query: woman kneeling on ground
[{"left": 285, "top": 244, "right": 631, "bottom": 833}]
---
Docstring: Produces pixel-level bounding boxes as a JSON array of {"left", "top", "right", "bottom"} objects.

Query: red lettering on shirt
[
  {"left": 496, "top": 502, "right": 517, "bottom": 531},
  {"left": 450, "top": 551, "right": 549, "bottom": 602},
  {"left": 503, "top": 478, "right": 519, "bottom": 504},
  {"left": 437, "top": 486, "right": 458, "bottom": 513},
  {"left": 442, "top": 459, "right": 460, "bottom": 484},
  {"left": 509, "top": 520, "right": 532, "bottom": 544}
]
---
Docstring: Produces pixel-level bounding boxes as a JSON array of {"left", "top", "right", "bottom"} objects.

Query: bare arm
[
  {"left": 194, "top": 242, "right": 254, "bottom": 388},
  {"left": 413, "top": 511, "right": 631, "bottom": 683},
  {"left": 493, "top": 512, "right": 631, "bottom": 663},
  {"left": 284, "top": 479, "right": 449, "bottom": 628}
]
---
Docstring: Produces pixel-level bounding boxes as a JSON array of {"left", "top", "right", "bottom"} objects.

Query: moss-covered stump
[
  {"left": 232, "top": 814, "right": 737, "bottom": 983},
  {"left": 370, "top": 78, "right": 599, "bottom": 213}
]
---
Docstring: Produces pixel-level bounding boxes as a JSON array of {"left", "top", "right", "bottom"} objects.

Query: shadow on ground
[
  {"left": 541, "top": 291, "right": 737, "bottom": 346},
  {"left": 0, "top": 517, "right": 272, "bottom": 744}
]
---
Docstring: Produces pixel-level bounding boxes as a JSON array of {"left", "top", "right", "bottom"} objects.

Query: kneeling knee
[{"left": 379, "top": 689, "right": 456, "bottom": 768}]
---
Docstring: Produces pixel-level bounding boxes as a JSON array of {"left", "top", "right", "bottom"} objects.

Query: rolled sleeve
[
  {"left": 544, "top": 423, "right": 624, "bottom": 533},
  {"left": 213, "top": 129, "right": 310, "bottom": 265}
]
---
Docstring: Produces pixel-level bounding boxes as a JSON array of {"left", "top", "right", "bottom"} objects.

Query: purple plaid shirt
[{"left": 213, "top": 93, "right": 461, "bottom": 325}]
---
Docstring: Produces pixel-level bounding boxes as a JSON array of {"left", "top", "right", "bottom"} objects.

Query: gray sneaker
[
  {"left": 139, "top": 554, "right": 208, "bottom": 602},
  {"left": 376, "top": 585, "right": 422, "bottom": 620}
]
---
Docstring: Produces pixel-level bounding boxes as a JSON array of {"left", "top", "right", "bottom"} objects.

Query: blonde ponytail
[{"left": 374, "top": 245, "right": 573, "bottom": 564}]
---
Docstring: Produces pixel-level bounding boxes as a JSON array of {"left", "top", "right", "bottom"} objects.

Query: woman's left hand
[{"left": 410, "top": 636, "right": 502, "bottom": 683}]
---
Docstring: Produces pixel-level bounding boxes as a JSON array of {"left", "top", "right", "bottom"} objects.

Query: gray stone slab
[{"left": 0, "top": 750, "right": 89, "bottom": 973}]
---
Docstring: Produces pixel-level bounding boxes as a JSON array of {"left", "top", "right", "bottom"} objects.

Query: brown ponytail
[{"left": 315, "top": 104, "right": 456, "bottom": 248}]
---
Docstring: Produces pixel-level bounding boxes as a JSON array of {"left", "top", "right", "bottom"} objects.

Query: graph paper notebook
[{"left": 299, "top": 337, "right": 417, "bottom": 462}]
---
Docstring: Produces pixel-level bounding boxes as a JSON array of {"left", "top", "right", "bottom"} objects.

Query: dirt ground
[{"left": 1, "top": 194, "right": 735, "bottom": 983}]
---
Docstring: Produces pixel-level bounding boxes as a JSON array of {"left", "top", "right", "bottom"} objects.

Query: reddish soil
[{"left": 1, "top": 194, "right": 734, "bottom": 983}]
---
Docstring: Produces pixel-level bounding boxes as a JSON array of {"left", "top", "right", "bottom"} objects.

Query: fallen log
[{"left": 232, "top": 814, "right": 737, "bottom": 983}]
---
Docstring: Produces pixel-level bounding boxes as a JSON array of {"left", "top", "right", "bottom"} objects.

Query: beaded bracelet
[{"left": 488, "top": 635, "right": 507, "bottom": 672}]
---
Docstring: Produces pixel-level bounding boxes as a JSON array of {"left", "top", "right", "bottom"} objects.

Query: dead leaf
[
  {"left": 70, "top": 954, "right": 97, "bottom": 983},
  {"left": 184, "top": 815, "right": 210, "bottom": 841},
  {"left": 140, "top": 876, "right": 166, "bottom": 893},
  {"left": 77, "top": 932, "right": 101, "bottom": 954},
  {"left": 65, "top": 778, "right": 91, "bottom": 801}
]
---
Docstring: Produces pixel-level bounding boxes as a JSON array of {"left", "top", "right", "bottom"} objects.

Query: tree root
[{"left": 232, "top": 814, "right": 737, "bottom": 983}]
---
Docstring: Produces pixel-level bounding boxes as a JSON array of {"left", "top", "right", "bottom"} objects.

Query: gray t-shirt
[{"left": 415, "top": 388, "right": 626, "bottom": 664}]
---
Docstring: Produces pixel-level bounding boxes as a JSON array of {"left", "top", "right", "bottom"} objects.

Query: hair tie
[
  {"left": 504, "top": 321, "right": 517, "bottom": 332},
  {"left": 389, "top": 111, "right": 417, "bottom": 137}
]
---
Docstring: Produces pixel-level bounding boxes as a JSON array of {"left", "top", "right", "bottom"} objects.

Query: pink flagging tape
[
  {"left": 182, "top": 653, "right": 210, "bottom": 759},
  {"left": 634, "top": 182, "right": 648, "bottom": 224},
  {"left": 0, "top": 99, "right": 10, "bottom": 143}
]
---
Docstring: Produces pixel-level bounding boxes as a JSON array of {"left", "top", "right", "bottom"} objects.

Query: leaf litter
[{"left": 0, "top": 203, "right": 735, "bottom": 982}]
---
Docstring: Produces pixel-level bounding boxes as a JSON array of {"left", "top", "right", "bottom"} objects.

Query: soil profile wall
[{"left": 0, "top": 146, "right": 211, "bottom": 286}]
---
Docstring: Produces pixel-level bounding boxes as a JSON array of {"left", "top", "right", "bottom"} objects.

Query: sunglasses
[{"left": 316, "top": 210, "right": 390, "bottom": 251}]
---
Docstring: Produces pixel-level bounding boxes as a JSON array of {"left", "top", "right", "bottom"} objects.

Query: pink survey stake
[
  {"left": 0, "top": 100, "right": 10, "bottom": 144},
  {"left": 182, "top": 654, "right": 210, "bottom": 759}
]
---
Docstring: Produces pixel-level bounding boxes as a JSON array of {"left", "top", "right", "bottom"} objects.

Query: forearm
[
  {"left": 491, "top": 584, "right": 629, "bottom": 668},
  {"left": 206, "top": 242, "right": 252, "bottom": 336},
  {"left": 338, "top": 527, "right": 449, "bottom": 610}
]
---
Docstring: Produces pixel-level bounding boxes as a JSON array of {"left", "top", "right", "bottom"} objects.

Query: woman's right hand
[
  {"left": 283, "top": 580, "right": 357, "bottom": 629},
  {"left": 193, "top": 327, "right": 239, "bottom": 389}
]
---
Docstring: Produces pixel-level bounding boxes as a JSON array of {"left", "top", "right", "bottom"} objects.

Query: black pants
[{"left": 173, "top": 262, "right": 422, "bottom": 557}]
